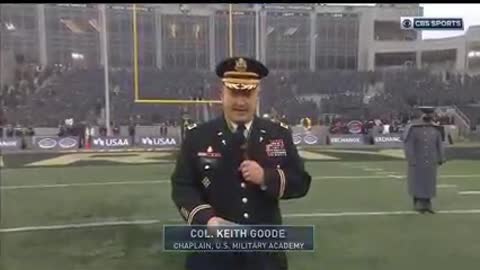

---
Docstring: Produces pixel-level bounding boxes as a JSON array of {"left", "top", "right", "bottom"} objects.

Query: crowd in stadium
[{"left": 1, "top": 57, "right": 480, "bottom": 139}]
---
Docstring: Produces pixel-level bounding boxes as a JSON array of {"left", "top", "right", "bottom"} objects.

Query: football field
[{"left": 1, "top": 149, "right": 480, "bottom": 270}]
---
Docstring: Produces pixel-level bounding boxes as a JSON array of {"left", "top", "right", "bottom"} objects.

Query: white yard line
[
  {"left": 1, "top": 175, "right": 477, "bottom": 190},
  {"left": 362, "top": 168, "right": 383, "bottom": 172},
  {"left": 0, "top": 219, "right": 161, "bottom": 233},
  {"left": 439, "top": 175, "right": 480, "bottom": 179},
  {"left": 376, "top": 171, "right": 399, "bottom": 175},
  {"left": 313, "top": 175, "right": 392, "bottom": 180},
  {"left": 282, "top": 209, "right": 480, "bottom": 218},
  {"left": 437, "top": 184, "right": 458, "bottom": 188},
  {"left": 316, "top": 174, "right": 480, "bottom": 180},
  {"left": 0, "top": 180, "right": 170, "bottom": 190},
  {"left": 343, "top": 163, "right": 400, "bottom": 177},
  {"left": 458, "top": 191, "right": 480, "bottom": 195},
  {"left": 0, "top": 176, "right": 382, "bottom": 190},
  {"left": 2, "top": 209, "right": 480, "bottom": 233}
]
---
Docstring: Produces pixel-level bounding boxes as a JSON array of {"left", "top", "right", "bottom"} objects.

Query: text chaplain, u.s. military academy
[{"left": 170, "top": 57, "right": 312, "bottom": 270}]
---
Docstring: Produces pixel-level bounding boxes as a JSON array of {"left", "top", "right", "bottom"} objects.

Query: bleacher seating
[{"left": 1, "top": 63, "right": 479, "bottom": 130}]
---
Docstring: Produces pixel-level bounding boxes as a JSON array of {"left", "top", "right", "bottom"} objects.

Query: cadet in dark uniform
[
  {"left": 171, "top": 57, "right": 312, "bottom": 270},
  {"left": 403, "top": 106, "right": 446, "bottom": 214}
]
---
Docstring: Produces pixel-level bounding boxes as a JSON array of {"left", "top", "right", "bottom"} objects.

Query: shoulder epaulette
[{"left": 187, "top": 123, "right": 197, "bottom": 130}]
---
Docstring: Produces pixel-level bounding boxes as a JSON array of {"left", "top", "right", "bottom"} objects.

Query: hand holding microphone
[{"left": 239, "top": 160, "right": 265, "bottom": 186}]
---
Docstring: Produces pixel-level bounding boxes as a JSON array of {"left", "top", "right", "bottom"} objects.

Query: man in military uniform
[
  {"left": 171, "top": 57, "right": 312, "bottom": 270},
  {"left": 403, "top": 106, "right": 446, "bottom": 214}
]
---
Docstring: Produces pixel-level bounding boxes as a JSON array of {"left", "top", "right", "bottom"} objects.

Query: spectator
[
  {"left": 112, "top": 124, "right": 120, "bottom": 136},
  {"left": 128, "top": 122, "right": 136, "bottom": 139},
  {"left": 383, "top": 121, "right": 391, "bottom": 135},
  {"left": 99, "top": 126, "right": 107, "bottom": 137},
  {"left": 6, "top": 125, "right": 14, "bottom": 138}
]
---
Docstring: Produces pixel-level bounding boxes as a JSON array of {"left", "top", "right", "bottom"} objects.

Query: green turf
[{"left": 1, "top": 158, "right": 480, "bottom": 269}]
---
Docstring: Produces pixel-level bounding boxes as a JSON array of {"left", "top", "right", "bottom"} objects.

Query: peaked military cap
[{"left": 215, "top": 57, "right": 269, "bottom": 91}]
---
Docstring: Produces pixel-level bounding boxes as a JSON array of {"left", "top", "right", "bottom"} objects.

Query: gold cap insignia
[{"left": 234, "top": 58, "right": 248, "bottom": 72}]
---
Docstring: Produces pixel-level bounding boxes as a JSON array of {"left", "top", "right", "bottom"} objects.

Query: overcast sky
[
  {"left": 421, "top": 4, "right": 480, "bottom": 39},
  {"left": 327, "top": 4, "right": 480, "bottom": 39}
]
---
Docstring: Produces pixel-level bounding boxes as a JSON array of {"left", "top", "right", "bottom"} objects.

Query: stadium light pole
[
  {"left": 228, "top": 4, "right": 260, "bottom": 116},
  {"left": 229, "top": 4, "right": 233, "bottom": 57},
  {"left": 255, "top": 4, "right": 261, "bottom": 117},
  {"left": 100, "top": 4, "right": 111, "bottom": 136}
]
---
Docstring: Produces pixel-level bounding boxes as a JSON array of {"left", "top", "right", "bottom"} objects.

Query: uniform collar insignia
[{"left": 187, "top": 123, "right": 197, "bottom": 130}]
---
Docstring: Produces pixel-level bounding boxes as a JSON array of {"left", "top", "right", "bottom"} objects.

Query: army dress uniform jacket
[
  {"left": 171, "top": 116, "right": 312, "bottom": 270},
  {"left": 403, "top": 120, "right": 445, "bottom": 199}
]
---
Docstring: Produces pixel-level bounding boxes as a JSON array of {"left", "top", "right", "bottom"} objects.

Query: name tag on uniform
[
  {"left": 198, "top": 146, "right": 222, "bottom": 158},
  {"left": 197, "top": 152, "right": 222, "bottom": 158},
  {"left": 266, "top": 139, "right": 287, "bottom": 157}
]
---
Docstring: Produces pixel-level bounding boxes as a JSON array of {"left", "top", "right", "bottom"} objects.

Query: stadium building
[{"left": 2, "top": 3, "right": 480, "bottom": 74}]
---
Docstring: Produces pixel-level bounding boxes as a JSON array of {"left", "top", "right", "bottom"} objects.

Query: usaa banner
[
  {"left": 90, "top": 136, "right": 132, "bottom": 149},
  {"left": 137, "top": 136, "right": 179, "bottom": 148}
]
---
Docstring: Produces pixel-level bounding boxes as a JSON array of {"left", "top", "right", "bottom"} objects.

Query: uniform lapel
[
  {"left": 246, "top": 117, "right": 266, "bottom": 161},
  {"left": 218, "top": 116, "right": 234, "bottom": 159}
]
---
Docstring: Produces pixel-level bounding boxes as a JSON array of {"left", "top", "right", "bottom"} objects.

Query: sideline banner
[
  {"left": 137, "top": 136, "right": 179, "bottom": 148},
  {"left": 91, "top": 136, "right": 132, "bottom": 149},
  {"left": 291, "top": 126, "right": 326, "bottom": 146},
  {"left": 328, "top": 134, "right": 366, "bottom": 145},
  {"left": 373, "top": 134, "right": 403, "bottom": 147},
  {"left": 292, "top": 133, "right": 322, "bottom": 146},
  {"left": 32, "top": 136, "right": 79, "bottom": 151},
  {"left": 0, "top": 138, "right": 22, "bottom": 151}
]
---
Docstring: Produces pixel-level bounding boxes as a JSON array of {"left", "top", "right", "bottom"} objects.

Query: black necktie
[
  {"left": 233, "top": 124, "right": 247, "bottom": 161},
  {"left": 234, "top": 124, "right": 246, "bottom": 144}
]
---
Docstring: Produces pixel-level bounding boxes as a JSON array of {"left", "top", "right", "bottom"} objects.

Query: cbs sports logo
[{"left": 400, "top": 17, "right": 463, "bottom": 30}]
